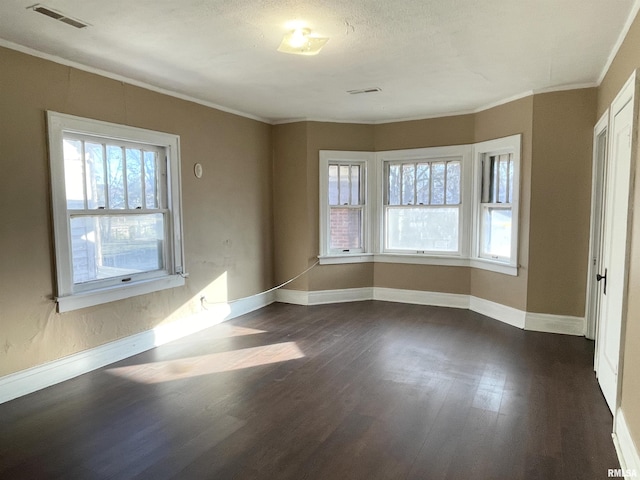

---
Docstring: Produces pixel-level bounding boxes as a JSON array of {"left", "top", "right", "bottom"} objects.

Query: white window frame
[
  {"left": 376, "top": 145, "right": 473, "bottom": 262},
  {"left": 471, "top": 134, "right": 521, "bottom": 275},
  {"left": 319, "top": 151, "right": 375, "bottom": 262},
  {"left": 47, "top": 111, "right": 186, "bottom": 312}
]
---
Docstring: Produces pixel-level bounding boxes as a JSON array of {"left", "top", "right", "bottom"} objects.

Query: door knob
[{"left": 597, "top": 268, "right": 607, "bottom": 294}]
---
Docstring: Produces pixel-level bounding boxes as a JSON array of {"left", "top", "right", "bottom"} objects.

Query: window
[
  {"left": 479, "top": 153, "right": 514, "bottom": 259},
  {"left": 48, "top": 112, "right": 185, "bottom": 312},
  {"left": 472, "top": 135, "right": 521, "bottom": 272},
  {"left": 328, "top": 163, "right": 364, "bottom": 253},
  {"left": 384, "top": 159, "right": 462, "bottom": 254},
  {"left": 319, "top": 137, "right": 519, "bottom": 276},
  {"left": 319, "top": 151, "right": 373, "bottom": 258}
]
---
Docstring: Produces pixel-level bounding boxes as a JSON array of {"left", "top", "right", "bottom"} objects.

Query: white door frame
[
  {"left": 594, "top": 69, "right": 639, "bottom": 417},
  {"left": 585, "top": 111, "right": 609, "bottom": 344}
]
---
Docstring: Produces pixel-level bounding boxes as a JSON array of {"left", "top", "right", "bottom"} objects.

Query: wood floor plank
[{"left": 0, "top": 301, "right": 620, "bottom": 479}]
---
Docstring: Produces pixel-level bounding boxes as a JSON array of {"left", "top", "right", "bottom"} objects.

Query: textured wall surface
[{"left": 0, "top": 46, "right": 273, "bottom": 376}]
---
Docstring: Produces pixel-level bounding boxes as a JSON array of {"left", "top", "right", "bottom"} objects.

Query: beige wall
[
  {"left": 0, "top": 47, "right": 273, "bottom": 376},
  {"left": 598, "top": 8, "right": 640, "bottom": 466},
  {"left": 374, "top": 115, "right": 475, "bottom": 151},
  {"left": 272, "top": 122, "right": 310, "bottom": 290},
  {"left": 472, "top": 97, "right": 534, "bottom": 310},
  {"left": 527, "top": 89, "right": 597, "bottom": 316},
  {"left": 272, "top": 121, "right": 375, "bottom": 291},
  {"left": 271, "top": 93, "right": 597, "bottom": 316}
]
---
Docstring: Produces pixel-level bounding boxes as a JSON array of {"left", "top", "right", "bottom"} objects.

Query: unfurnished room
[{"left": 1, "top": 1, "right": 640, "bottom": 479}]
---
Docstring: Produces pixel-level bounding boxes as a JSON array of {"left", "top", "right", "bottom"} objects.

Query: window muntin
[
  {"left": 48, "top": 112, "right": 185, "bottom": 312},
  {"left": 384, "top": 159, "right": 462, "bottom": 253},
  {"left": 328, "top": 163, "right": 364, "bottom": 252}
]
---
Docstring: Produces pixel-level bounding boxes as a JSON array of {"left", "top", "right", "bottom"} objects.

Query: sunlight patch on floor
[{"left": 106, "top": 342, "right": 304, "bottom": 384}]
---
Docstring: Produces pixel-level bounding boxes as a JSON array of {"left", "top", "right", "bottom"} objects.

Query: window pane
[
  {"left": 498, "top": 155, "right": 508, "bottom": 203},
  {"left": 386, "top": 207, "right": 459, "bottom": 252},
  {"left": 482, "top": 207, "right": 512, "bottom": 258},
  {"left": 126, "top": 149, "right": 143, "bottom": 209},
  {"left": 402, "top": 164, "right": 415, "bottom": 205},
  {"left": 431, "top": 162, "right": 445, "bottom": 205},
  {"left": 350, "top": 165, "right": 360, "bottom": 205},
  {"left": 339, "top": 165, "right": 350, "bottom": 205},
  {"left": 144, "top": 151, "right": 158, "bottom": 209},
  {"left": 388, "top": 164, "right": 401, "bottom": 205},
  {"left": 85, "top": 143, "right": 106, "bottom": 209},
  {"left": 416, "top": 163, "right": 430, "bottom": 205},
  {"left": 329, "top": 207, "right": 362, "bottom": 250},
  {"left": 107, "top": 146, "right": 125, "bottom": 209},
  {"left": 63, "top": 139, "right": 85, "bottom": 209},
  {"left": 328, "top": 165, "right": 339, "bottom": 205},
  {"left": 507, "top": 158, "right": 514, "bottom": 203},
  {"left": 446, "top": 161, "right": 460, "bottom": 204},
  {"left": 70, "top": 213, "right": 165, "bottom": 284}
]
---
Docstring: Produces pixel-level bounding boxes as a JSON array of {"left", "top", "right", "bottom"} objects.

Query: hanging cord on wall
[{"left": 200, "top": 260, "right": 319, "bottom": 308}]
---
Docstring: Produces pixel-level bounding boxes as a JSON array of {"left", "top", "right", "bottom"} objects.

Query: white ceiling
[{"left": 0, "top": 0, "right": 637, "bottom": 124}]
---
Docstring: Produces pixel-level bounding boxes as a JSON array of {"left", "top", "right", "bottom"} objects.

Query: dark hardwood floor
[{"left": 0, "top": 301, "right": 619, "bottom": 479}]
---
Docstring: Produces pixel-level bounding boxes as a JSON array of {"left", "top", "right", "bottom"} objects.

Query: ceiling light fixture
[{"left": 277, "top": 28, "right": 328, "bottom": 56}]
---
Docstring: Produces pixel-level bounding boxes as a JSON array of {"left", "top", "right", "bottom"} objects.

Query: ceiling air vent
[
  {"left": 347, "top": 87, "right": 382, "bottom": 95},
  {"left": 28, "top": 4, "right": 90, "bottom": 29}
]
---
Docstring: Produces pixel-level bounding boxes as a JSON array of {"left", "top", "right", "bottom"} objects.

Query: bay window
[{"left": 319, "top": 135, "right": 520, "bottom": 275}]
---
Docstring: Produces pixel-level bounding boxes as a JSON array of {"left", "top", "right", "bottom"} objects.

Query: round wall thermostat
[{"left": 194, "top": 163, "right": 203, "bottom": 178}]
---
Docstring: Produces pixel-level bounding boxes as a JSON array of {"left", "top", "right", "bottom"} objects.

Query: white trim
[
  {"left": 47, "top": 111, "right": 186, "bottom": 312},
  {"left": 57, "top": 275, "right": 185, "bottom": 313},
  {"left": 275, "top": 289, "right": 312, "bottom": 305},
  {"left": 598, "top": 0, "right": 640, "bottom": 85},
  {"left": 614, "top": 408, "right": 640, "bottom": 478},
  {"left": 309, "top": 287, "right": 373, "bottom": 305},
  {"left": 468, "top": 259, "right": 518, "bottom": 276},
  {"left": 318, "top": 254, "right": 375, "bottom": 265},
  {"left": 471, "top": 134, "right": 521, "bottom": 270},
  {"left": 585, "top": 110, "right": 610, "bottom": 341},
  {"left": 374, "top": 254, "right": 468, "bottom": 267},
  {"left": 318, "top": 253, "right": 518, "bottom": 275},
  {"left": 375, "top": 144, "right": 473, "bottom": 258},
  {"left": 469, "top": 296, "right": 526, "bottom": 329},
  {"left": 0, "top": 291, "right": 274, "bottom": 405},
  {"left": 275, "top": 287, "right": 583, "bottom": 335},
  {"left": 524, "top": 312, "right": 585, "bottom": 336},
  {"left": 0, "top": 36, "right": 627, "bottom": 128},
  {"left": 0, "top": 39, "right": 268, "bottom": 124},
  {"left": 319, "top": 151, "right": 375, "bottom": 258},
  {"left": 374, "top": 287, "right": 469, "bottom": 309},
  {"left": 272, "top": 83, "right": 598, "bottom": 126}
]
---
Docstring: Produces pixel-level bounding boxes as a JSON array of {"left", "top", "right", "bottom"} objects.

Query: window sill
[
  {"left": 318, "top": 254, "right": 518, "bottom": 276},
  {"left": 318, "top": 254, "right": 375, "bottom": 265},
  {"left": 56, "top": 275, "right": 186, "bottom": 313}
]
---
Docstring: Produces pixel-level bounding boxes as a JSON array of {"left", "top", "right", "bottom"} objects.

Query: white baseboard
[
  {"left": 276, "top": 287, "right": 373, "bottom": 305},
  {"left": 525, "top": 312, "right": 585, "bottom": 336},
  {"left": 276, "top": 287, "right": 584, "bottom": 336},
  {"left": 275, "top": 288, "right": 312, "bottom": 305},
  {"left": 614, "top": 408, "right": 640, "bottom": 477},
  {"left": 0, "top": 291, "right": 274, "bottom": 405},
  {"left": 374, "top": 287, "right": 469, "bottom": 309},
  {"left": 309, "top": 287, "right": 373, "bottom": 305},
  {"left": 3, "top": 285, "right": 586, "bottom": 405},
  {"left": 469, "top": 296, "right": 527, "bottom": 329}
]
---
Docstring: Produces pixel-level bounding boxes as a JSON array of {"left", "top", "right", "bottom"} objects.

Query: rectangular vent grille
[
  {"left": 347, "top": 87, "right": 382, "bottom": 95},
  {"left": 28, "top": 4, "right": 90, "bottom": 29}
]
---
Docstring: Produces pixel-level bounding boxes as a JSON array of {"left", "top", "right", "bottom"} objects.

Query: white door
[{"left": 595, "top": 72, "right": 638, "bottom": 413}]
